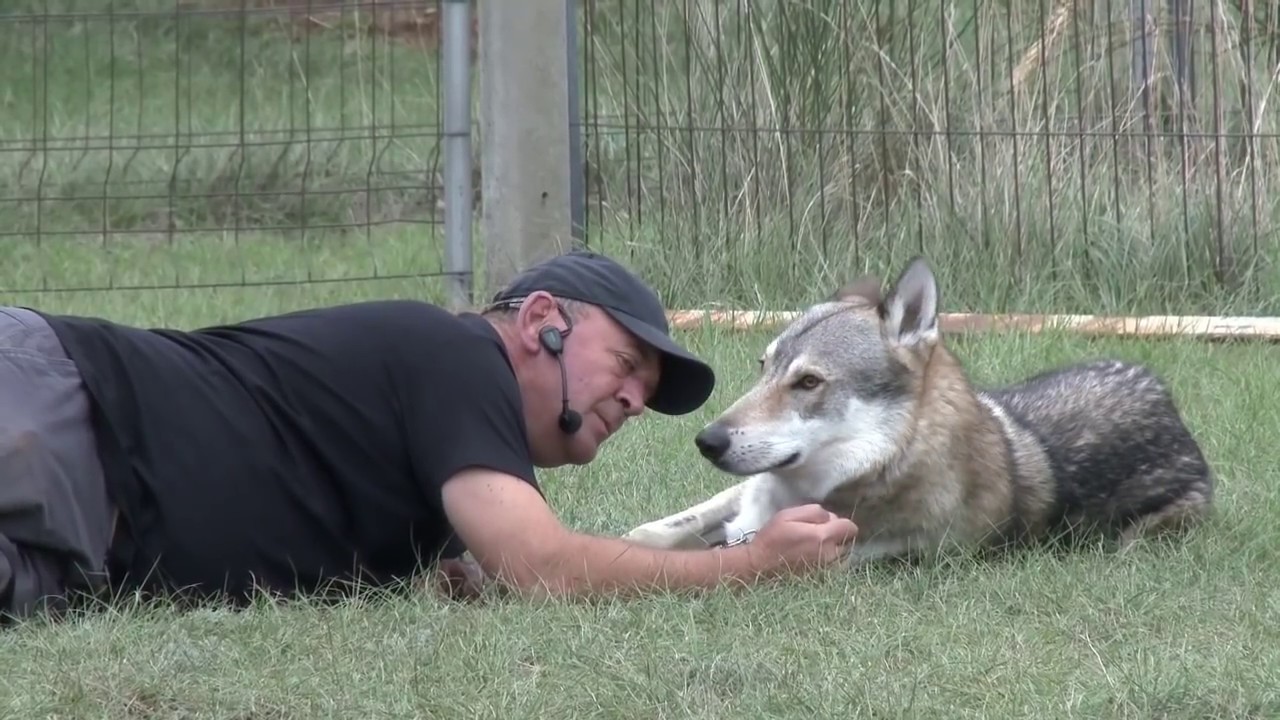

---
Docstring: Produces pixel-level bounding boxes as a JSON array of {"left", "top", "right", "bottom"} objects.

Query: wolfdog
[{"left": 624, "top": 257, "right": 1214, "bottom": 566}]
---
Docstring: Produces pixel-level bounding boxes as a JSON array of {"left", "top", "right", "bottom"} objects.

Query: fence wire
[
  {"left": 6, "top": 1, "right": 1280, "bottom": 316},
  {"left": 577, "top": 0, "right": 1280, "bottom": 315},
  {"left": 0, "top": 0, "right": 455, "bottom": 297}
]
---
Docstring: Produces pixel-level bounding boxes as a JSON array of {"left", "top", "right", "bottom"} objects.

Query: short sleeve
[{"left": 400, "top": 317, "right": 541, "bottom": 499}]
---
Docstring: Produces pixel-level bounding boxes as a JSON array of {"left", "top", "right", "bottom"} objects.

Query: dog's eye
[{"left": 794, "top": 374, "right": 822, "bottom": 390}]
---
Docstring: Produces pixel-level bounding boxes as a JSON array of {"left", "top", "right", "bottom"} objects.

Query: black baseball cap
[{"left": 488, "top": 249, "right": 716, "bottom": 415}]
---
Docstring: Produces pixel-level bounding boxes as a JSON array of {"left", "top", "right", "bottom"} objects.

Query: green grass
[
  {"left": 1, "top": 320, "right": 1278, "bottom": 717},
  {"left": 1, "top": 5, "right": 1279, "bottom": 716},
  {"left": 4, "top": 2, "right": 1280, "bottom": 315},
  {"left": 0, "top": 1, "right": 464, "bottom": 311}
]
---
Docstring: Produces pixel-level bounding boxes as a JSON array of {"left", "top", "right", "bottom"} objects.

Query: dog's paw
[{"left": 622, "top": 522, "right": 687, "bottom": 549}]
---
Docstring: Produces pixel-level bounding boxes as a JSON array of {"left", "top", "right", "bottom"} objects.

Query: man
[{"left": 0, "top": 250, "right": 858, "bottom": 620}]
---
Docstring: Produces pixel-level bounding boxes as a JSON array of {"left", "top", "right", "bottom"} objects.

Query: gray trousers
[{"left": 0, "top": 306, "right": 116, "bottom": 621}]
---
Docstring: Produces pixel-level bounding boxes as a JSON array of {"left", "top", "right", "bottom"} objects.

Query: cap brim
[{"left": 603, "top": 307, "right": 716, "bottom": 416}]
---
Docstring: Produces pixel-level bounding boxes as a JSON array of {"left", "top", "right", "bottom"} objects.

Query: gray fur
[
  {"left": 980, "top": 359, "right": 1214, "bottom": 546},
  {"left": 761, "top": 305, "right": 910, "bottom": 415}
]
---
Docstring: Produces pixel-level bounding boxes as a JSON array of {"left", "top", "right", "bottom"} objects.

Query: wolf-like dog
[{"left": 624, "top": 257, "right": 1214, "bottom": 566}]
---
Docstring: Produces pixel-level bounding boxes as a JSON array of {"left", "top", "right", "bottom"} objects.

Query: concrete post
[{"left": 478, "top": 0, "right": 573, "bottom": 297}]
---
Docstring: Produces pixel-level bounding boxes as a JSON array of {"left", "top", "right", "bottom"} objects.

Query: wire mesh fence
[
  {"left": 577, "top": 0, "right": 1280, "bottom": 315},
  {"left": 0, "top": 0, "right": 458, "bottom": 300},
  {"left": 5, "top": 2, "right": 1279, "bottom": 316}
]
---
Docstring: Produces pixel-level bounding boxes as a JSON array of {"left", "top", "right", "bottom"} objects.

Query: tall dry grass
[{"left": 579, "top": 0, "right": 1280, "bottom": 315}]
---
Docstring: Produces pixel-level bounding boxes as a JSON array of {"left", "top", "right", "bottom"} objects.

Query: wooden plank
[{"left": 665, "top": 310, "right": 1280, "bottom": 342}]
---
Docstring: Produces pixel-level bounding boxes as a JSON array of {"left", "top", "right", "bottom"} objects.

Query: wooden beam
[{"left": 665, "top": 310, "right": 1280, "bottom": 342}]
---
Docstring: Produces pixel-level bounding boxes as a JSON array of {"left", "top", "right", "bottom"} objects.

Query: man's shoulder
[
  {"left": 307, "top": 301, "right": 509, "bottom": 363},
  {"left": 249, "top": 300, "right": 495, "bottom": 342},
  {"left": 284, "top": 301, "right": 518, "bottom": 391},
  {"left": 222, "top": 299, "right": 455, "bottom": 332}
]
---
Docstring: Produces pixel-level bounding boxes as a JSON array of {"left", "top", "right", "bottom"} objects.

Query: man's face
[
  {"left": 516, "top": 293, "right": 661, "bottom": 466},
  {"left": 558, "top": 303, "right": 661, "bottom": 465}
]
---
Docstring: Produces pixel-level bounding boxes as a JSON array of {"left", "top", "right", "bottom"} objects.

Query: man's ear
[{"left": 514, "top": 291, "right": 560, "bottom": 354}]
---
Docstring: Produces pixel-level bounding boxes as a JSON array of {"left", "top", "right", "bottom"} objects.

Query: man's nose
[{"left": 619, "top": 379, "right": 647, "bottom": 417}]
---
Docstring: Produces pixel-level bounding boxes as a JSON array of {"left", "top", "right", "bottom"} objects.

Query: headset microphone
[{"left": 539, "top": 325, "right": 583, "bottom": 435}]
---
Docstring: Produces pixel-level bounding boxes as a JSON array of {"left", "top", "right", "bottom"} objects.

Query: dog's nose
[{"left": 694, "top": 424, "right": 731, "bottom": 460}]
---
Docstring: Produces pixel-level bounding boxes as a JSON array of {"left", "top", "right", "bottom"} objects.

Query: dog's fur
[{"left": 624, "top": 257, "right": 1214, "bottom": 565}]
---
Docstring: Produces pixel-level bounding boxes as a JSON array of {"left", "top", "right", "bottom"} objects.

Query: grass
[
  {"left": 2, "top": 321, "right": 1279, "bottom": 717},
  {"left": 580, "top": 0, "right": 1280, "bottom": 314},
  {"left": 3, "top": 1, "right": 1280, "bottom": 315},
  {"left": 0, "top": 0, "right": 461, "bottom": 313},
  {"left": 1, "top": 3, "right": 1279, "bottom": 717}
]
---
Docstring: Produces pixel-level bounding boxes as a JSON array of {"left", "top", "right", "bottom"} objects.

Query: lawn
[
  {"left": 2, "top": 2, "right": 1279, "bottom": 716},
  {"left": 1, "top": 312, "right": 1278, "bottom": 718}
]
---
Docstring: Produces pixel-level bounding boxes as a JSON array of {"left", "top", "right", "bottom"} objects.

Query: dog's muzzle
[{"left": 694, "top": 423, "right": 731, "bottom": 461}]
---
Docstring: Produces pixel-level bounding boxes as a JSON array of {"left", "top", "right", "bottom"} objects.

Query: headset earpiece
[
  {"left": 539, "top": 314, "right": 582, "bottom": 435},
  {"left": 539, "top": 326, "right": 564, "bottom": 355}
]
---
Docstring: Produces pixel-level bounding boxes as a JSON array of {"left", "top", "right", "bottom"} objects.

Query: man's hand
[
  {"left": 432, "top": 554, "right": 487, "bottom": 601},
  {"left": 746, "top": 504, "right": 860, "bottom": 577},
  {"left": 439, "top": 468, "right": 859, "bottom": 599}
]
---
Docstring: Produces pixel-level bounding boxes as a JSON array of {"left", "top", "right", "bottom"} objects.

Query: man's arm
[
  {"left": 441, "top": 467, "right": 775, "bottom": 598},
  {"left": 442, "top": 467, "right": 859, "bottom": 598}
]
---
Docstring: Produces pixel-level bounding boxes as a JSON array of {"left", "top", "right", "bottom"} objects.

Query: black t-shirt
[{"left": 34, "top": 300, "right": 539, "bottom": 603}]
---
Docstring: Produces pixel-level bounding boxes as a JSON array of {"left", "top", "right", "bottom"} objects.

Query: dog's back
[{"left": 981, "top": 358, "right": 1214, "bottom": 548}]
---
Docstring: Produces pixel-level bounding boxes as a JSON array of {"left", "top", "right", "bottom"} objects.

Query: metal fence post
[{"left": 442, "top": 0, "right": 475, "bottom": 309}]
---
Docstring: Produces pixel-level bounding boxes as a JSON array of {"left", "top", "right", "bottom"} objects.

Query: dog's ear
[
  {"left": 830, "top": 275, "right": 882, "bottom": 307},
  {"left": 882, "top": 256, "right": 939, "bottom": 347}
]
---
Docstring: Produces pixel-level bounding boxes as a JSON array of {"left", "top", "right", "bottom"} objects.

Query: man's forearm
[{"left": 507, "top": 531, "right": 769, "bottom": 598}]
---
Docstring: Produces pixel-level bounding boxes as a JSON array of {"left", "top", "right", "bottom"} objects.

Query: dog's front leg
[
  {"left": 722, "top": 474, "right": 808, "bottom": 545},
  {"left": 843, "top": 536, "right": 915, "bottom": 567},
  {"left": 623, "top": 481, "right": 747, "bottom": 550}
]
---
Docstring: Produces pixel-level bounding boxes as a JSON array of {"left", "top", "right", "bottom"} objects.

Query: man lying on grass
[{"left": 0, "top": 249, "right": 858, "bottom": 622}]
